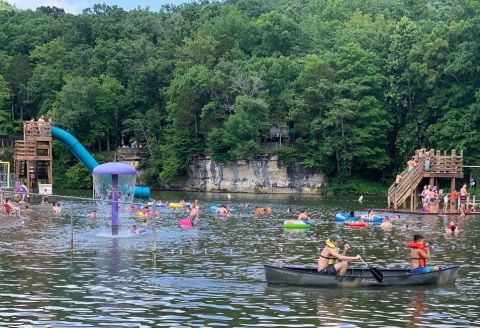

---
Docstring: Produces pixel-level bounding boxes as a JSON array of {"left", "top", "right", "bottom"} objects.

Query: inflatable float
[
  {"left": 169, "top": 203, "right": 185, "bottom": 209},
  {"left": 283, "top": 220, "right": 311, "bottom": 229},
  {"left": 180, "top": 218, "right": 194, "bottom": 228},
  {"left": 210, "top": 205, "right": 236, "bottom": 213},
  {"left": 335, "top": 212, "right": 382, "bottom": 223},
  {"left": 344, "top": 221, "right": 367, "bottom": 227}
]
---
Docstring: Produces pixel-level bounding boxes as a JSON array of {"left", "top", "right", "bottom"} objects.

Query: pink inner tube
[
  {"left": 180, "top": 218, "right": 193, "bottom": 228},
  {"left": 344, "top": 221, "right": 367, "bottom": 227}
]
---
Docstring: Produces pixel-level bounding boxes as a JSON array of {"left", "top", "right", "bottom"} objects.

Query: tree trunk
[
  {"left": 98, "top": 140, "right": 102, "bottom": 152},
  {"left": 107, "top": 137, "right": 110, "bottom": 152}
]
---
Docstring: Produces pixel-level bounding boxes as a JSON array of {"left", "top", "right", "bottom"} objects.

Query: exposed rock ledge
[{"left": 176, "top": 154, "right": 326, "bottom": 194}]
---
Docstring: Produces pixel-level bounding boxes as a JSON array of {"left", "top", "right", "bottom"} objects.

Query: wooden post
[
  {"left": 429, "top": 177, "right": 434, "bottom": 187},
  {"left": 451, "top": 178, "right": 455, "bottom": 191},
  {"left": 410, "top": 191, "right": 414, "bottom": 211}
]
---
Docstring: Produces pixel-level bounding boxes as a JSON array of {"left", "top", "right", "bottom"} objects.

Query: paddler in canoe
[
  {"left": 317, "top": 234, "right": 362, "bottom": 276},
  {"left": 408, "top": 234, "right": 440, "bottom": 274}
]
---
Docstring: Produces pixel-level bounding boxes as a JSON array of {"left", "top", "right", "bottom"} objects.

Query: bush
[
  {"left": 64, "top": 163, "right": 93, "bottom": 189},
  {"left": 322, "top": 176, "right": 388, "bottom": 195}
]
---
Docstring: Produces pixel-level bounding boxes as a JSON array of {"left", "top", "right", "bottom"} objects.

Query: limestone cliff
[{"left": 184, "top": 154, "right": 326, "bottom": 194}]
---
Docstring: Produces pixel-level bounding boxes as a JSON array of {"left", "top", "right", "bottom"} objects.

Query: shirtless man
[
  {"left": 459, "top": 184, "right": 468, "bottom": 215},
  {"left": 317, "top": 234, "right": 361, "bottom": 276}
]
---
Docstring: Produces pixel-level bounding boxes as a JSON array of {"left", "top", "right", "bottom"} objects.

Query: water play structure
[
  {"left": 93, "top": 162, "right": 137, "bottom": 235},
  {"left": 13, "top": 121, "right": 149, "bottom": 198}
]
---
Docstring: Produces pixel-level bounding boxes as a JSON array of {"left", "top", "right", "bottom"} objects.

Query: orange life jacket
[{"left": 407, "top": 242, "right": 427, "bottom": 266}]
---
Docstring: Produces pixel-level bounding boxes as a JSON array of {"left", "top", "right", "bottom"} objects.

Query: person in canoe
[
  {"left": 297, "top": 209, "right": 309, "bottom": 221},
  {"left": 408, "top": 234, "right": 440, "bottom": 275},
  {"left": 317, "top": 234, "right": 361, "bottom": 276}
]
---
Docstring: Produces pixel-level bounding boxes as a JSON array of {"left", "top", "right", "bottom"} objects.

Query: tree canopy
[{"left": 1, "top": 0, "right": 479, "bottom": 186}]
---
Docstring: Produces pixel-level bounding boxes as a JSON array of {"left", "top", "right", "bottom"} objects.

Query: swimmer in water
[{"left": 89, "top": 210, "right": 97, "bottom": 218}]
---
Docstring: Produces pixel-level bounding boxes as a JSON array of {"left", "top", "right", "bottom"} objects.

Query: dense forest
[{"left": 1, "top": 0, "right": 480, "bottom": 188}]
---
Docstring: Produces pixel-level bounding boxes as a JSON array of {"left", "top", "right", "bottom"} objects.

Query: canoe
[
  {"left": 264, "top": 264, "right": 459, "bottom": 287},
  {"left": 283, "top": 220, "right": 311, "bottom": 229},
  {"left": 336, "top": 212, "right": 382, "bottom": 223},
  {"left": 345, "top": 221, "right": 367, "bottom": 227}
]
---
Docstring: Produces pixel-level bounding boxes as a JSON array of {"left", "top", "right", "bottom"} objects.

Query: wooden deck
[
  {"left": 375, "top": 209, "right": 478, "bottom": 216},
  {"left": 387, "top": 149, "right": 464, "bottom": 211}
]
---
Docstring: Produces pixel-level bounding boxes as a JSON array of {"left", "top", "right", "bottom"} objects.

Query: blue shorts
[{"left": 410, "top": 266, "right": 439, "bottom": 275}]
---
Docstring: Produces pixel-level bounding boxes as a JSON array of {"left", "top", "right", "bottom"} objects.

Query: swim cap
[{"left": 328, "top": 234, "right": 342, "bottom": 242}]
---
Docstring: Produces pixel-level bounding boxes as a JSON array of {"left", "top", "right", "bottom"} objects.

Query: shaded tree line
[{"left": 0, "top": 0, "right": 480, "bottom": 187}]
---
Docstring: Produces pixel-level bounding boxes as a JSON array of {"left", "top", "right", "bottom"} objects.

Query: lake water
[{"left": 0, "top": 191, "right": 478, "bottom": 327}]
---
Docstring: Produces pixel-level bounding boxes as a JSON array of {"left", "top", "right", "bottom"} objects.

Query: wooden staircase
[{"left": 387, "top": 149, "right": 464, "bottom": 211}]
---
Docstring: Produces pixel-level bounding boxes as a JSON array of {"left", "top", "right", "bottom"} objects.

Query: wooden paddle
[
  {"left": 349, "top": 247, "right": 384, "bottom": 283},
  {"left": 358, "top": 256, "right": 384, "bottom": 283}
]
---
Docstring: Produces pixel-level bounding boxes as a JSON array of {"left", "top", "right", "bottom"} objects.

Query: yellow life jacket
[{"left": 324, "top": 239, "right": 338, "bottom": 265}]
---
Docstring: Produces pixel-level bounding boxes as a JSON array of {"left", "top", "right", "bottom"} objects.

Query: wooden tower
[{"left": 14, "top": 121, "right": 53, "bottom": 192}]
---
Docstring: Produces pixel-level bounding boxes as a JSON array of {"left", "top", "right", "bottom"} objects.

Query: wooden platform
[
  {"left": 387, "top": 149, "right": 464, "bottom": 211},
  {"left": 374, "top": 209, "right": 477, "bottom": 216}
]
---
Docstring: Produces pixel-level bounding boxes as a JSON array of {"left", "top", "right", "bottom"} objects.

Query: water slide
[{"left": 51, "top": 126, "right": 150, "bottom": 198}]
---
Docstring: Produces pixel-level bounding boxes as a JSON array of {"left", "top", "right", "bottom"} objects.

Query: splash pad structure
[{"left": 92, "top": 163, "right": 137, "bottom": 235}]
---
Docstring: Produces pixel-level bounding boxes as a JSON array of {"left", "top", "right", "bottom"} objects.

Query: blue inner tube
[{"left": 335, "top": 212, "right": 382, "bottom": 223}]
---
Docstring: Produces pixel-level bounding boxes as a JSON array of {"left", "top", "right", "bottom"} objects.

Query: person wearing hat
[{"left": 317, "top": 234, "right": 361, "bottom": 276}]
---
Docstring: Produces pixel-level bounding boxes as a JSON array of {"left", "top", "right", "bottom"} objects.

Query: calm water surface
[{"left": 0, "top": 191, "right": 478, "bottom": 327}]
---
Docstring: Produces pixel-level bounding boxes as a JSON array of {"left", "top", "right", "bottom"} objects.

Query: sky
[{"left": 8, "top": 0, "right": 190, "bottom": 14}]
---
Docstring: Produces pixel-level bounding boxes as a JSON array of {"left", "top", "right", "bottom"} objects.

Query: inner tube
[
  {"left": 169, "top": 203, "right": 184, "bottom": 209},
  {"left": 283, "top": 220, "right": 311, "bottom": 229},
  {"left": 344, "top": 221, "right": 367, "bottom": 227},
  {"left": 336, "top": 212, "right": 382, "bottom": 223},
  {"left": 180, "top": 218, "right": 193, "bottom": 228}
]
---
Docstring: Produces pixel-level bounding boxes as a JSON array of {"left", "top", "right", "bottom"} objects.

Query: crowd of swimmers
[{"left": 1, "top": 194, "right": 61, "bottom": 218}]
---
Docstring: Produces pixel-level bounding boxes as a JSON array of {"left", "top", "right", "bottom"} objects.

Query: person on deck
[
  {"left": 443, "top": 193, "right": 449, "bottom": 213},
  {"left": 450, "top": 189, "right": 458, "bottom": 213},
  {"left": 459, "top": 184, "right": 468, "bottom": 215},
  {"left": 407, "top": 159, "right": 417, "bottom": 172},
  {"left": 408, "top": 234, "right": 439, "bottom": 275},
  {"left": 317, "top": 234, "right": 361, "bottom": 276}
]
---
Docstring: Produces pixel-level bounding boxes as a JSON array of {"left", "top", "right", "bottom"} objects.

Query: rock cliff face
[{"left": 184, "top": 155, "right": 326, "bottom": 194}]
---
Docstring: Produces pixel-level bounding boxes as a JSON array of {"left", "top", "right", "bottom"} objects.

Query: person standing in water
[{"left": 297, "top": 209, "right": 308, "bottom": 221}]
